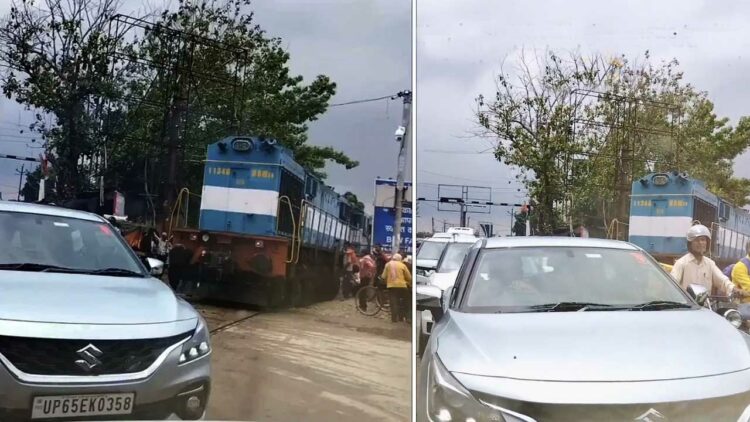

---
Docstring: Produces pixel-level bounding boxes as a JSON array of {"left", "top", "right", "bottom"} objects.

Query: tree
[
  {"left": 20, "top": 165, "right": 55, "bottom": 202},
  {"left": 105, "top": 0, "right": 357, "bottom": 210},
  {"left": 476, "top": 51, "right": 616, "bottom": 234},
  {"left": 4, "top": 0, "right": 358, "bottom": 217},
  {"left": 343, "top": 191, "right": 365, "bottom": 211},
  {"left": 478, "top": 50, "right": 750, "bottom": 236},
  {"left": 0, "top": 0, "right": 134, "bottom": 200}
]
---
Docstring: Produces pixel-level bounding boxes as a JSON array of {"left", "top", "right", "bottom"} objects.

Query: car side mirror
[
  {"left": 417, "top": 285, "right": 444, "bottom": 323},
  {"left": 146, "top": 257, "right": 165, "bottom": 277},
  {"left": 687, "top": 283, "right": 708, "bottom": 306}
]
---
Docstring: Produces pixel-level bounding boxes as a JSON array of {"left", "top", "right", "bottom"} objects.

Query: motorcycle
[
  {"left": 689, "top": 284, "right": 750, "bottom": 332},
  {"left": 707, "top": 294, "right": 750, "bottom": 333}
]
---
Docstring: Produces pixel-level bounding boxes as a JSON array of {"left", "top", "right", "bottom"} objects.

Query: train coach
[
  {"left": 168, "top": 136, "right": 372, "bottom": 307},
  {"left": 628, "top": 171, "right": 750, "bottom": 267}
]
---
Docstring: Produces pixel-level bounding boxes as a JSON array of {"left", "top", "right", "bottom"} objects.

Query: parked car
[
  {"left": 416, "top": 238, "right": 478, "bottom": 356},
  {"left": 0, "top": 202, "right": 210, "bottom": 420},
  {"left": 416, "top": 230, "right": 478, "bottom": 285},
  {"left": 417, "top": 236, "right": 750, "bottom": 422}
]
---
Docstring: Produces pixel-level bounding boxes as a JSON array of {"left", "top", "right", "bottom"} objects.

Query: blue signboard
[{"left": 373, "top": 206, "right": 412, "bottom": 253}]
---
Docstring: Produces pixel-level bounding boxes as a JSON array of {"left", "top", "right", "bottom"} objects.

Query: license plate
[{"left": 31, "top": 393, "right": 135, "bottom": 419}]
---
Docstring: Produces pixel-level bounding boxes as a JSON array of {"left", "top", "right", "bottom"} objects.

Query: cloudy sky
[
  {"left": 0, "top": 0, "right": 411, "bottom": 212},
  {"left": 416, "top": 0, "right": 750, "bottom": 234}
]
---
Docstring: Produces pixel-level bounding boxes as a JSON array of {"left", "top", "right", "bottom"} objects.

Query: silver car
[
  {"left": 418, "top": 237, "right": 750, "bottom": 422},
  {"left": 0, "top": 202, "right": 210, "bottom": 420}
]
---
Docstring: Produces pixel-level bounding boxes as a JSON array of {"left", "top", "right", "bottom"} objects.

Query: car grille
[
  {"left": 0, "top": 332, "right": 192, "bottom": 376},
  {"left": 473, "top": 390, "right": 750, "bottom": 421}
]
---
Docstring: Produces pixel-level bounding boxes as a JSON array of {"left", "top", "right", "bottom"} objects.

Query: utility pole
[
  {"left": 392, "top": 90, "right": 412, "bottom": 253},
  {"left": 15, "top": 164, "right": 26, "bottom": 201}
]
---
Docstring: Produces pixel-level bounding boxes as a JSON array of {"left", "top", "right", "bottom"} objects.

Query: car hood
[
  {"left": 429, "top": 271, "right": 459, "bottom": 291},
  {"left": 0, "top": 271, "right": 197, "bottom": 325},
  {"left": 436, "top": 309, "right": 750, "bottom": 381}
]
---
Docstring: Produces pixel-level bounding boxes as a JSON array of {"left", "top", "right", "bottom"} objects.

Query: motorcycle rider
[{"left": 671, "top": 224, "right": 749, "bottom": 298}]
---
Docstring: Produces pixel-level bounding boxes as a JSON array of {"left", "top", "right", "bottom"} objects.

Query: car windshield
[
  {"left": 0, "top": 211, "right": 144, "bottom": 276},
  {"left": 437, "top": 243, "right": 473, "bottom": 273},
  {"left": 463, "top": 247, "right": 689, "bottom": 312},
  {"left": 417, "top": 240, "right": 446, "bottom": 261}
]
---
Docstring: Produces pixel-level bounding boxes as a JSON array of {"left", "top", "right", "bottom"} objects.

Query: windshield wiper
[
  {"left": 0, "top": 263, "right": 87, "bottom": 273},
  {"left": 629, "top": 301, "right": 692, "bottom": 311},
  {"left": 89, "top": 268, "right": 144, "bottom": 277},
  {"left": 524, "top": 302, "right": 621, "bottom": 312},
  {"left": 0, "top": 263, "right": 144, "bottom": 277}
]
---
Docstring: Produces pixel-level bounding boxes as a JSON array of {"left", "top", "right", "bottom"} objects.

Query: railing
[
  {"left": 277, "top": 196, "right": 297, "bottom": 264},
  {"left": 297, "top": 199, "right": 366, "bottom": 256},
  {"left": 709, "top": 221, "right": 747, "bottom": 262},
  {"left": 606, "top": 219, "right": 629, "bottom": 241},
  {"left": 168, "top": 188, "right": 201, "bottom": 237}
]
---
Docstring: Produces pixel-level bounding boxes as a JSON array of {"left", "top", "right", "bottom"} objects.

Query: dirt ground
[{"left": 196, "top": 299, "right": 412, "bottom": 421}]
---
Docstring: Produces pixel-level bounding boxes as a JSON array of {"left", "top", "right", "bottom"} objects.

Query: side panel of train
[{"left": 628, "top": 172, "right": 750, "bottom": 264}]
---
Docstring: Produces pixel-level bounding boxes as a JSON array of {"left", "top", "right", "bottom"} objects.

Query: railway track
[{"left": 192, "top": 303, "right": 261, "bottom": 334}]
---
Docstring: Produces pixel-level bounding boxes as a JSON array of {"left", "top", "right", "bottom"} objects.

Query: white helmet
[{"left": 686, "top": 224, "right": 711, "bottom": 242}]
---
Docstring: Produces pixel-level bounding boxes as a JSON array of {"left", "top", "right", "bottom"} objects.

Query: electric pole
[
  {"left": 15, "top": 164, "right": 26, "bottom": 201},
  {"left": 392, "top": 90, "right": 412, "bottom": 253}
]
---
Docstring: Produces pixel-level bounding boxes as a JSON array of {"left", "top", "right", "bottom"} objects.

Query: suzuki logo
[
  {"left": 75, "top": 344, "right": 103, "bottom": 372},
  {"left": 635, "top": 408, "right": 667, "bottom": 421}
]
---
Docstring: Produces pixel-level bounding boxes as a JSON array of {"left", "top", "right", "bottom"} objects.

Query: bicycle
[{"left": 355, "top": 279, "right": 390, "bottom": 316}]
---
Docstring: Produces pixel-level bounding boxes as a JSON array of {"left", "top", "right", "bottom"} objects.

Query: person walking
[{"left": 381, "top": 253, "right": 412, "bottom": 323}]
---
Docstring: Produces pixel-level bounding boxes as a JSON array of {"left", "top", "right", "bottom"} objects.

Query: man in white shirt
[{"left": 671, "top": 224, "right": 749, "bottom": 297}]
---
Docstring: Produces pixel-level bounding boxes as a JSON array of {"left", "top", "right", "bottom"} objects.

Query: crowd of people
[{"left": 342, "top": 244, "right": 412, "bottom": 323}]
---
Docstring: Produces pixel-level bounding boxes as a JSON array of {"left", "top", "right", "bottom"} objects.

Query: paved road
[{"left": 195, "top": 301, "right": 412, "bottom": 421}]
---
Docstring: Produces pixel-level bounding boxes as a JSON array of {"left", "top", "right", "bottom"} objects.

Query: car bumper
[{"left": 0, "top": 346, "right": 211, "bottom": 421}]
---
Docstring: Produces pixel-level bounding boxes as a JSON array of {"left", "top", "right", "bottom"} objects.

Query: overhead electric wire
[{"left": 329, "top": 94, "right": 399, "bottom": 108}]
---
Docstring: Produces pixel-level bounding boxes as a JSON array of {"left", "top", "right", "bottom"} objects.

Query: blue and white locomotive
[
  {"left": 169, "top": 136, "right": 372, "bottom": 307},
  {"left": 628, "top": 171, "right": 750, "bottom": 265}
]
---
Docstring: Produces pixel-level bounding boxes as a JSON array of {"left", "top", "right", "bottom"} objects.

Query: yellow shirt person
[
  {"left": 731, "top": 256, "right": 750, "bottom": 304},
  {"left": 381, "top": 257, "right": 412, "bottom": 289}
]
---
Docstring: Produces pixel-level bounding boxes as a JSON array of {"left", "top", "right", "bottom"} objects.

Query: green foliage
[
  {"left": 478, "top": 50, "right": 750, "bottom": 235},
  {"left": 2, "top": 0, "right": 356, "bottom": 207},
  {"left": 0, "top": 0, "right": 131, "bottom": 200},
  {"left": 343, "top": 191, "right": 365, "bottom": 211}
]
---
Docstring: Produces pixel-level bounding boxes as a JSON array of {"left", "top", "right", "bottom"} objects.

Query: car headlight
[
  {"left": 427, "top": 356, "right": 533, "bottom": 422},
  {"left": 179, "top": 316, "right": 211, "bottom": 364},
  {"left": 724, "top": 309, "right": 743, "bottom": 329}
]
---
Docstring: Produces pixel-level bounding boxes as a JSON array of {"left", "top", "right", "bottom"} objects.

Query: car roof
[
  {"left": 481, "top": 236, "right": 638, "bottom": 250},
  {"left": 0, "top": 201, "right": 104, "bottom": 222},
  {"left": 425, "top": 234, "right": 478, "bottom": 243}
]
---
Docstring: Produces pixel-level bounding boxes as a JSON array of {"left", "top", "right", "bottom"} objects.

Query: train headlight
[
  {"left": 190, "top": 234, "right": 198, "bottom": 241},
  {"left": 232, "top": 139, "right": 253, "bottom": 152},
  {"left": 201, "top": 233, "right": 210, "bottom": 242},
  {"left": 255, "top": 240, "right": 264, "bottom": 248},
  {"left": 652, "top": 174, "right": 669, "bottom": 186}
]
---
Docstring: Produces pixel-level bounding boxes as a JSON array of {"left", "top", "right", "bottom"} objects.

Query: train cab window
[
  {"left": 720, "top": 201, "right": 730, "bottom": 221},
  {"left": 305, "top": 179, "right": 318, "bottom": 198}
]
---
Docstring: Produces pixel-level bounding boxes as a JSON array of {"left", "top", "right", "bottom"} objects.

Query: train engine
[
  {"left": 628, "top": 171, "right": 750, "bottom": 267},
  {"left": 168, "top": 136, "right": 371, "bottom": 307}
]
